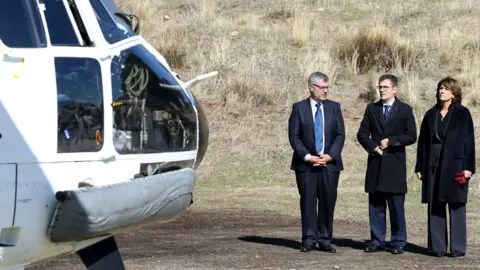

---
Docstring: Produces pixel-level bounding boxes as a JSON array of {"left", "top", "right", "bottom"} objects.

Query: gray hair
[{"left": 307, "top": 72, "right": 329, "bottom": 85}]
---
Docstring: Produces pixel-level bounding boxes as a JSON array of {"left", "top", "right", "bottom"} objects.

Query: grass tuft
[{"left": 335, "top": 26, "right": 421, "bottom": 74}]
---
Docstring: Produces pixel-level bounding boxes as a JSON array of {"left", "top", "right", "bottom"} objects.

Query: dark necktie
[
  {"left": 315, "top": 103, "right": 323, "bottom": 153},
  {"left": 383, "top": 105, "right": 391, "bottom": 121}
]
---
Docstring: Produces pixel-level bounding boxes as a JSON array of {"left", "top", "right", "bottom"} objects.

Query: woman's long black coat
[{"left": 415, "top": 103, "right": 476, "bottom": 204}]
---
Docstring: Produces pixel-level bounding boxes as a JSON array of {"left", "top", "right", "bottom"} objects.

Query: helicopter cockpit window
[
  {"left": 55, "top": 57, "right": 104, "bottom": 153},
  {"left": 43, "top": 0, "right": 81, "bottom": 46},
  {"left": 0, "top": 0, "right": 47, "bottom": 48},
  {"left": 111, "top": 45, "right": 197, "bottom": 154},
  {"left": 89, "top": 0, "right": 134, "bottom": 44}
]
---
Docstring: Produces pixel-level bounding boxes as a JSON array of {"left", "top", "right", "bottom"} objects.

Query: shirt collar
[
  {"left": 382, "top": 98, "right": 395, "bottom": 107},
  {"left": 310, "top": 97, "right": 323, "bottom": 107}
]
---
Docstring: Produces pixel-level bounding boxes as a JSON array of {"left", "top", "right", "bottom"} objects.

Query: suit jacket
[
  {"left": 415, "top": 103, "right": 476, "bottom": 204},
  {"left": 288, "top": 98, "right": 345, "bottom": 173},
  {"left": 357, "top": 98, "right": 417, "bottom": 194}
]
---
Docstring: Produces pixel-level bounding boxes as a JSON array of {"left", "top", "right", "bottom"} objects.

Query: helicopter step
[
  {"left": 0, "top": 227, "right": 21, "bottom": 247},
  {"left": 77, "top": 236, "right": 125, "bottom": 270},
  {"left": 47, "top": 168, "right": 196, "bottom": 242}
]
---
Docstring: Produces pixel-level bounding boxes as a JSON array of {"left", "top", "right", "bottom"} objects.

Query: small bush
[
  {"left": 335, "top": 26, "right": 421, "bottom": 74},
  {"left": 265, "top": 9, "right": 292, "bottom": 21}
]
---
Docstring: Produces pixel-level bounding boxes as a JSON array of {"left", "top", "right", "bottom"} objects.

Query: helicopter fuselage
[{"left": 0, "top": 0, "right": 211, "bottom": 269}]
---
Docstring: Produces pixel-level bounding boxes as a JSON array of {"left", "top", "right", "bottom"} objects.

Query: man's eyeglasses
[{"left": 311, "top": 84, "right": 329, "bottom": 90}]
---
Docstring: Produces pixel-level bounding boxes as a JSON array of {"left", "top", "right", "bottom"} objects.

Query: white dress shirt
[
  {"left": 371, "top": 99, "right": 395, "bottom": 153},
  {"left": 382, "top": 99, "right": 394, "bottom": 115},
  {"left": 304, "top": 98, "right": 325, "bottom": 161}
]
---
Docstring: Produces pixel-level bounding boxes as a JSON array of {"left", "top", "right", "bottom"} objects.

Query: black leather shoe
[
  {"left": 364, "top": 244, "right": 382, "bottom": 252},
  {"left": 300, "top": 244, "right": 314, "bottom": 252},
  {"left": 450, "top": 252, "right": 465, "bottom": 258},
  {"left": 390, "top": 247, "right": 404, "bottom": 255},
  {"left": 318, "top": 245, "right": 336, "bottom": 253}
]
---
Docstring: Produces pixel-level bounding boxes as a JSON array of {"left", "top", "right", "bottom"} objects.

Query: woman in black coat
[{"left": 415, "top": 76, "right": 476, "bottom": 258}]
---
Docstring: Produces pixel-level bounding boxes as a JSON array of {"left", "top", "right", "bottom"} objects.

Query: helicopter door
[{"left": 0, "top": 164, "right": 17, "bottom": 229}]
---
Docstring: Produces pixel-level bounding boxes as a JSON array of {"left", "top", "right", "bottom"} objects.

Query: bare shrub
[
  {"left": 335, "top": 27, "right": 421, "bottom": 74},
  {"left": 265, "top": 9, "right": 293, "bottom": 21}
]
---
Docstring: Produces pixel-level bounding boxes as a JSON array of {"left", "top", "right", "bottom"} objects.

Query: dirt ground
[{"left": 29, "top": 207, "right": 479, "bottom": 270}]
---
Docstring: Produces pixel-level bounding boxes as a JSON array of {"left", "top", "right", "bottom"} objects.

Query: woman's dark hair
[{"left": 436, "top": 76, "right": 462, "bottom": 104}]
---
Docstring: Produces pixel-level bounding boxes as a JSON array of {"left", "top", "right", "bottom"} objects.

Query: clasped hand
[
  {"left": 308, "top": 154, "right": 332, "bottom": 167},
  {"left": 374, "top": 138, "right": 389, "bottom": 156}
]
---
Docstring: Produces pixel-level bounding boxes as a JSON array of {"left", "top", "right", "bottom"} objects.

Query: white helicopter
[{"left": 0, "top": 0, "right": 216, "bottom": 269}]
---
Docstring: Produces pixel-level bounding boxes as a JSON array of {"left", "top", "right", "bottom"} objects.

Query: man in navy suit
[{"left": 288, "top": 72, "right": 345, "bottom": 253}]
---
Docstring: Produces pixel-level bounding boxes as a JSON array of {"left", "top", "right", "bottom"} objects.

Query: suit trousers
[
  {"left": 295, "top": 168, "right": 339, "bottom": 247},
  {"left": 428, "top": 200, "right": 466, "bottom": 254},
  {"left": 368, "top": 191, "right": 407, "bottom": 248},
  {"left": 428, "top": 167, "right": 467, "bottom": 254}
]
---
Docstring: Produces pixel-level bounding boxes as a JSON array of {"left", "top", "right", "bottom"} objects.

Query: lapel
[
  {"left": 302, "top": 98, "right": 315, "bottom": 137},
  {"left": 426, "top": 103, "right": 462, "bottom": 142},
  {"left": 323, "top": 100, "right": 333, "bottom": 138},
  {"left": 302, "top": 98, "right": 331, "bottom": 139},
  {"left": 443, "top": 103, "right": 463, "bottom": 140},
  {"left": 384, "top": 98, "right": 401, "bottom": 128},
  {"left": 427, "top": 106, "right": 438, "bottom": 140},
  {"left": 377, "top": 98, "right": 400, "bottom": 130},
  {"left": 375, "top": 100, "right": 386, "bottom": 128}
]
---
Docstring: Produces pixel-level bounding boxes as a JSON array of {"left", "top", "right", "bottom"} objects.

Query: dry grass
[
  {"left": 335, "top": 26, "right": 422, "bottom": 75},
  {"left": 113, "top": 0, "right": 480, "bottom": 239},
  {"left": 155, "top": 38, "right": 187, "bottom": 69},
  {"left": 115, "top": 0, "right": 480, "bottom": 114},
  {"left": 291, "top": 11, "right": 310, "bottom": 48}
]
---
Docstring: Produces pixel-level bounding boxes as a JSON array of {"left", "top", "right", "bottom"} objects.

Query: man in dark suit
[
  {"left": 357, "top": 74, "right": 417, "bottom": 255},
  {"left": 288, "top": 72, "right": 345, "bottom": 253}
]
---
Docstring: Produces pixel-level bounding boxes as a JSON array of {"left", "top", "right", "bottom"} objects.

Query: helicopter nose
[{"left": 192, "top": 94, "right": 209, "bottom": 169}]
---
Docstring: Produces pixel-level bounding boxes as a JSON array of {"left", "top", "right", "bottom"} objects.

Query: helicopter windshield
[
  {"left": 89, "top": 0, "right": 136, "bottom": 44},
  {"left": 43, "top": 0, "right": 82, "bottom": 46},
  {"left": 0, "top": 0, "right": 47, "bottom": 48},
  {"left": 98, "top": 0, "right": 119, "bottom": 13},
  {"left": 98, "top": 0, "right": 134, "bottom": 30},
  {"left": 111, "top": 45, "right": 197, "bottom": 154}
]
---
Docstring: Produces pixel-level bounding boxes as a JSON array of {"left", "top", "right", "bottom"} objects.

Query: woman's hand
[
  {"left": 463, "top": 170, "right": 472, "bottom": 179},
  {"left": 415, "top": 172, "right": 422, "bottom": 180}
]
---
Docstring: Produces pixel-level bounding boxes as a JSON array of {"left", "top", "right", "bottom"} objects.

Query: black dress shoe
[
  {"left": 450, "top": 252, "right": 465, "bottom": 258},
  {"left": 318, "top": 245, "right": 336, "bottom": 253},
  {"left": 364, "top": 244, "right": 382, "bottom": 252},
  {"left": 429, "top": 252, "right": 445, "bottom": 257},
  {"left": 390, "top": 247, "right": 404, "bottom": 255},
  {"left": 300, "top": 244, "right": 314, "bottom": 252}
]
